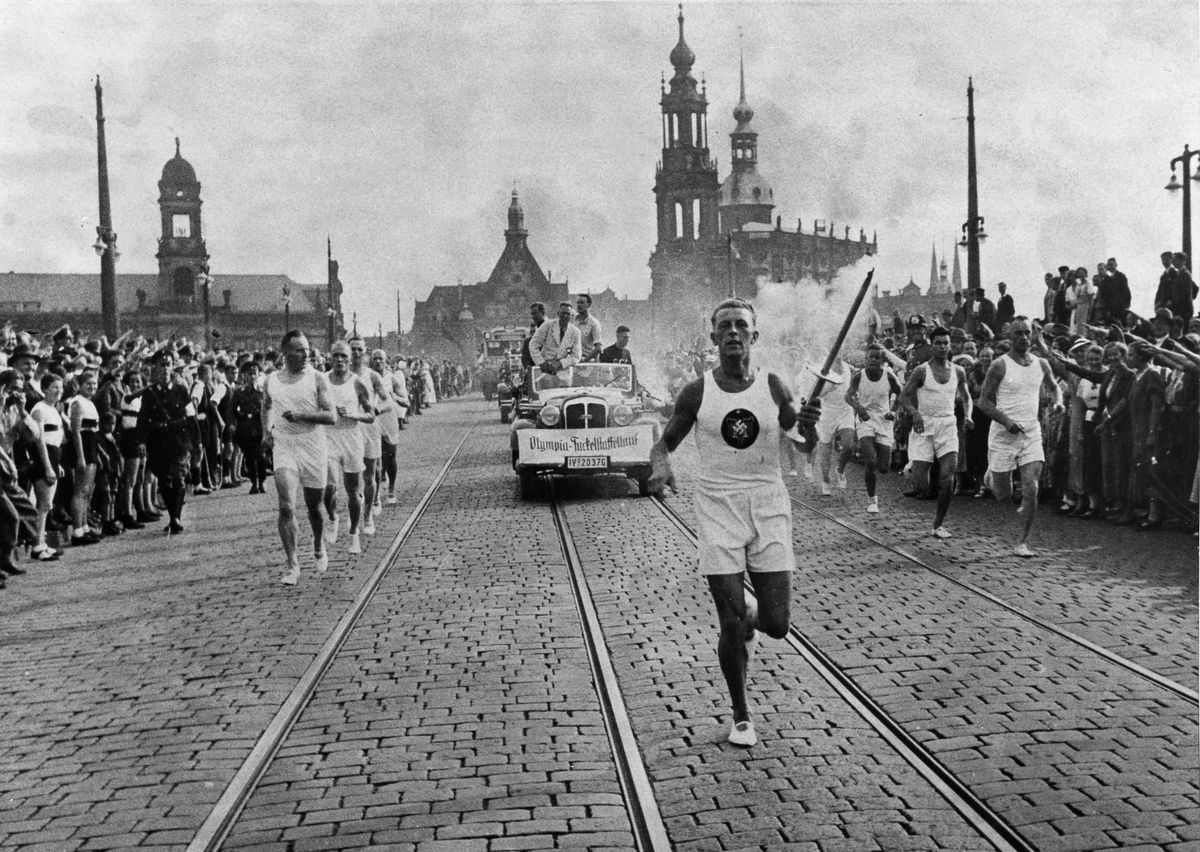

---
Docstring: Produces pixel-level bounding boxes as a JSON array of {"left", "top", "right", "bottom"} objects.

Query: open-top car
[{"left": 510, "top": 362, "right": 661, "bottom": 499}]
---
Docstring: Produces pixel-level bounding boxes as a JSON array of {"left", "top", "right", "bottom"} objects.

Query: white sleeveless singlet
[
  {"left": 32, "top": 400, "right": 63, "bottom": 448},
  {"left": 995, "top": 354, "right": 1043, "bottom": 430},
  {"left": 856, "top": 368, "right": 895, "bottom": 419},
  {"left": 694, "top": 369, "right": 782, "bottom": 493},
  {"left": 326, "top": 373, "right": 362, "bottom": 432},
  {"left": 916, "top": 362, "right": 959, "bottom": 420},
  {"left": 267, "top": 367, "right": 324, "bottom": 438}
]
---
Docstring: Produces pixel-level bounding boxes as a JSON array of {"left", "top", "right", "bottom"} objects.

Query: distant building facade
[
  {"left": 646, "top": 9, "right": 877, "bottom": 345},
  {"left": 1, "top": 139, "right": 345, "bottom": 352},
  {"left": 874, "top": 243, "right": 965, "bottom": 328}
]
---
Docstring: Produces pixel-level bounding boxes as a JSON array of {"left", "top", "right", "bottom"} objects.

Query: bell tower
[
  {"left": 653, "top": 5, "right": 720, "bottom": 245},
  {"left": 155, "top": 138, "right": 209, "bottom": 308}
]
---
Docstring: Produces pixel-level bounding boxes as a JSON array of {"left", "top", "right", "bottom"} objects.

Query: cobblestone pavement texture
[
  {"left": 0, "top": 401, "right": 478, "bottom": 850},
  {"left": 664, "top": 436, "right": 1200, "bottom": 851},
  {"left": 2, "top": 396, "right": 1197, "bottom": 852}
]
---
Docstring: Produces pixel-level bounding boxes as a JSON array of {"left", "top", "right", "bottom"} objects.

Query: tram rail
[
  {"left": 186, "top": 415, "right": 480, "bottom": 852},
  {"left": 650, "top": 493, "right": 1037, "bottom": 852},
  {"left": 546, "top": 477, "right": 672, "bottom": 852},
  {"left": 784, "top": 492, "right": 1200, "bottom": 706}
]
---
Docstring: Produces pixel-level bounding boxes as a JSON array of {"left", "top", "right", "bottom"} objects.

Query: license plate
[{"left": 566, "top": 456, "right": 608, "bottom": 470}]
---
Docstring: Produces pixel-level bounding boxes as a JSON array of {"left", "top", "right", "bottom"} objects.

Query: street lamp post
[
  {"left": 957, "top": 77, "right": 988, "bottom": 295},
  {"left": 94, "top": 76, "right": 120, "bottom": 338},
  {"left": 1165, "top": 144, "right": 1200, "bottom": 266}
]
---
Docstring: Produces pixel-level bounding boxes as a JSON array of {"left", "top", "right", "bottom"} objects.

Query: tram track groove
[
  {"left": 546, "top": 477, "right": 672, "bottom": 852},
  {"left": 650, "top": 494, "right": 1037, "bottom": 852},
  {"left": 784, "top": 493, "right": 1199, "bottom": 706},
  {"left": 186, "top": 414, "right": 480, "bottom": 852}
]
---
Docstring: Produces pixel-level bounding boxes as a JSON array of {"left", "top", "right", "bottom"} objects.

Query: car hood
[{"left": 536, "top": 387, "right": 632, "bottom": 405}]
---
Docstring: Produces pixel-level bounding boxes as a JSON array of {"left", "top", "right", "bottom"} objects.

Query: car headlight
[
  {"left": 539, "top": 405, "right": 561, "bottom": 426},
  {"left": 611, "top": 404, "right": 635, "bottom": 426}
]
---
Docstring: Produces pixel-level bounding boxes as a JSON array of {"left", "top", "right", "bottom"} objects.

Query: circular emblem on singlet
[{"left": 721, "top": 408, "right": 760, "bottom": 449}]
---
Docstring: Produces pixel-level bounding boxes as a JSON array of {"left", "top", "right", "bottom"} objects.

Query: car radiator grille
[{"left": 564, "top": 401, "right": 607, "bottom": 429}]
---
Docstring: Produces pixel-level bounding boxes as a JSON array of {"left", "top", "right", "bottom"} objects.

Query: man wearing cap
[
  {"left": 599, "top": 326, "right": 634, "bottom": 365},
  {"left": 8, "top": 345, "right": 43, "bottom": 412},
  {"left": 904, "top": 316, "right": 932, "bottom": 373},
  {"left": 138, "top": 352, "right": 199, "bottom": 535}
]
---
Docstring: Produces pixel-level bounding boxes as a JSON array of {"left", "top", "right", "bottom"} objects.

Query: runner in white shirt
[
  {"left": 899, "top": 327, "right": 973, "bottom": 539},
  {"left": 348, "top": 336, "right": 388, "bottom": 534},
  {"left": 977, "top": 318, "right": 1062, "bottom": 557},
  {"left": 263, "top": 332, "right": 336, "bottom": 585},
  {"left": 845, "top": 343, "right": 903, "bottom": 513},
  {"left": 370, "top": 349, "right": 402, "bottom": 504},
  {"left": 648, "top": 297, "right": 820, "bottom": 748},
  {"left": 811, "top": 361, "right": 853, "bottom": 496},
  {"left": 323, "top": 341, "right": 374, "bottom": 556}
]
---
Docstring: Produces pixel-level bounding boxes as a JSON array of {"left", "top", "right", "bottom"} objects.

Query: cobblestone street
[{"left": 1, "top": 397, "right": 1196, "bottom": 850}]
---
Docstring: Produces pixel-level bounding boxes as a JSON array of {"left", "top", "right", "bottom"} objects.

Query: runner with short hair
[
  {"left": 845, "top": 343, "right": 902, "bottom": 513},
  {"left": 370, "top": 349, "right": 402, "bottom": 505},
  {"left": 263, "top": 331, "right": 336, "bottom": 585},
  {"left": 977, "top": 317, "right": 1063, "bottom": 557},
  {"left": 348, "top": 336, "right": 387, "bottom": 535},
  {"left": 324, "top": 341, "right": 374, "bottom": 556},
  {"left": 899, "top": 326, "right": 973, "bottom": 538},
  {"left": 649, "top": 297, "right": 820, "bottom": 748}
]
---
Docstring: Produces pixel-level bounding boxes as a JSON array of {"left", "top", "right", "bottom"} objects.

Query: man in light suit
[{"left": 530, "top": 301, "right": 583, "bottom": 375}]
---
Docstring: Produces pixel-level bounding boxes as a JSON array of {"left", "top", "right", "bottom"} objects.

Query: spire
[
  {"left": 669, "top": 4, "right": 695, "bottom": 74},
  {"left": 733, "top": 30, "right": 754, "bottom": 128},
  {"left": 951, "top": 241, "right": 963, "bottom": 291},
  {"left": 929, "top": 242, "right": 939, "bottom": 292}
]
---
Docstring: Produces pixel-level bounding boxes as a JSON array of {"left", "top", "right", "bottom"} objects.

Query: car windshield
[{"left": 533, "top": 363, "right": 633, "bottom": 393}]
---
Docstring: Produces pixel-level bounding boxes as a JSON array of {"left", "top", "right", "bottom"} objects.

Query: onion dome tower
[
  {"left": 719, "top": 41, "right": 774, "bottom": 232},
  {"left": 653, "top": 4, "right": 720, "bottom": 245},
  {"left": 155, "top": 138, "right": 209, "bottom": 307}
]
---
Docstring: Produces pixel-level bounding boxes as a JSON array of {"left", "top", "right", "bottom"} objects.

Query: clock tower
[{"left": 155, "top": 138, "right": 209, "bottom": 308}]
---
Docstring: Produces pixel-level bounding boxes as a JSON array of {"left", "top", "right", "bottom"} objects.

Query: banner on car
[{"left": 517, "top": 424, "right": 655, "bottom": 465}]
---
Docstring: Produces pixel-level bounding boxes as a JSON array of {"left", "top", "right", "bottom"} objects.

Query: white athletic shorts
[
  {"left": 693, "top": 481, "right": 796, "bottom": 576},
  {"left": 377, "top": 406, "right": 400, "bottom": 445},
  {"left": 327, "top": 427, "right": 366, "bottom": 475},
  {"left": 855, "top": 413, "right": 895, "bottom": 447},
  {"left": 361, "top": 419, "right": 383, "bottom": 460},
  {"left": 816, "top": 409, "right": 855, "bottom": 444},
  {"left": 908, "top": 415, "right": 959, "bottom": 462},
  {"left": 273, "top": 430, "right": 328, "bottom": 490},
  {"left": 988, "top": 422, "right": 1044, "bottom": 472}
]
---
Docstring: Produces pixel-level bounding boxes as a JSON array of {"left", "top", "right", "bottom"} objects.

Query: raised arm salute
[{"left": 649, "top": 297, "right": 818, "bottom": 749}]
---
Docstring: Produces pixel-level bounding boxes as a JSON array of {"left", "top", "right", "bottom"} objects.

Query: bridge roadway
[{"left": 0, "top": 396, "right": 1195, "bottom": 851}]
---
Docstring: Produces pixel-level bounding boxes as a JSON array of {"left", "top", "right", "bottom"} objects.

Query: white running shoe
[
  {"left": 348, "top": 532, "right": 362, "bottom": 555},
  {"left": 363, "top": 518, "right": 377, "bottom": 536},
  {"left": 837, "top": 471, "right": 848, "bottom": 489},
  {"left": 820, "top": 481, "right": 832, "bottom": 496},
  {"left": 803, "top": 463, "right": 814, "bottom": 481},
  {"left": 324, "top": 515, "right": 339, "bottom": 546},
  {"left": 314, "top": 550, "right": 328, "bottom": 573},
  {"left": 386, "top": 492, "right": 397, "bottom": 505},
  {"left": 728, "top": 720, "right": 757, "bottom": 747},
  {"left": 371, "top": 503, "right": 381, "bottom": 520},
  {"left": 932, "top": 526, "right": 952, "bottom": 539},
  {"left": 280, "top": 565, "right": 300, "bottom": 586},
  {"left": 866, "top": 497, "right": 879, "bottom": 514},
  {"left": 1014, "top": 542, "right": 1034, "bottom": 558}
]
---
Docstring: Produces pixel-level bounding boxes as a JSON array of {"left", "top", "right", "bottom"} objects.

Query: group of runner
[
  {"left": 651, "top": 301, "right": 1060, "bottom": 747},
  {"left": 263, "top": 332, "right": 409, "bottom": 586}
]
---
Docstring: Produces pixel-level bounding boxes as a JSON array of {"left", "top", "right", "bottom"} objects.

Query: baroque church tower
[
  {"left": 718, "top": 43, "right": 774, "bottom": 232},
  {"left": 155, "top": 138, "right": 209, "bottom": 307}
]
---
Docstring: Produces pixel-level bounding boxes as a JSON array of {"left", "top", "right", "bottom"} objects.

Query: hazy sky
[{"left": 2, "top": 1, "right": 1197, "bottom": 333}]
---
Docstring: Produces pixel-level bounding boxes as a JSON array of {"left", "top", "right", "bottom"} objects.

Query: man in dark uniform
[
  {"left": 598, "top": 326, "right": 634, "bottom": 365},
  {"left": 138, "top": 352, "right": 198, "bottom": 535}
]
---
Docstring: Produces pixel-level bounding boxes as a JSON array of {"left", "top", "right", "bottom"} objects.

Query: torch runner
[{"left": 790, "top": 268, "right": 875, "bottom": 449}]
